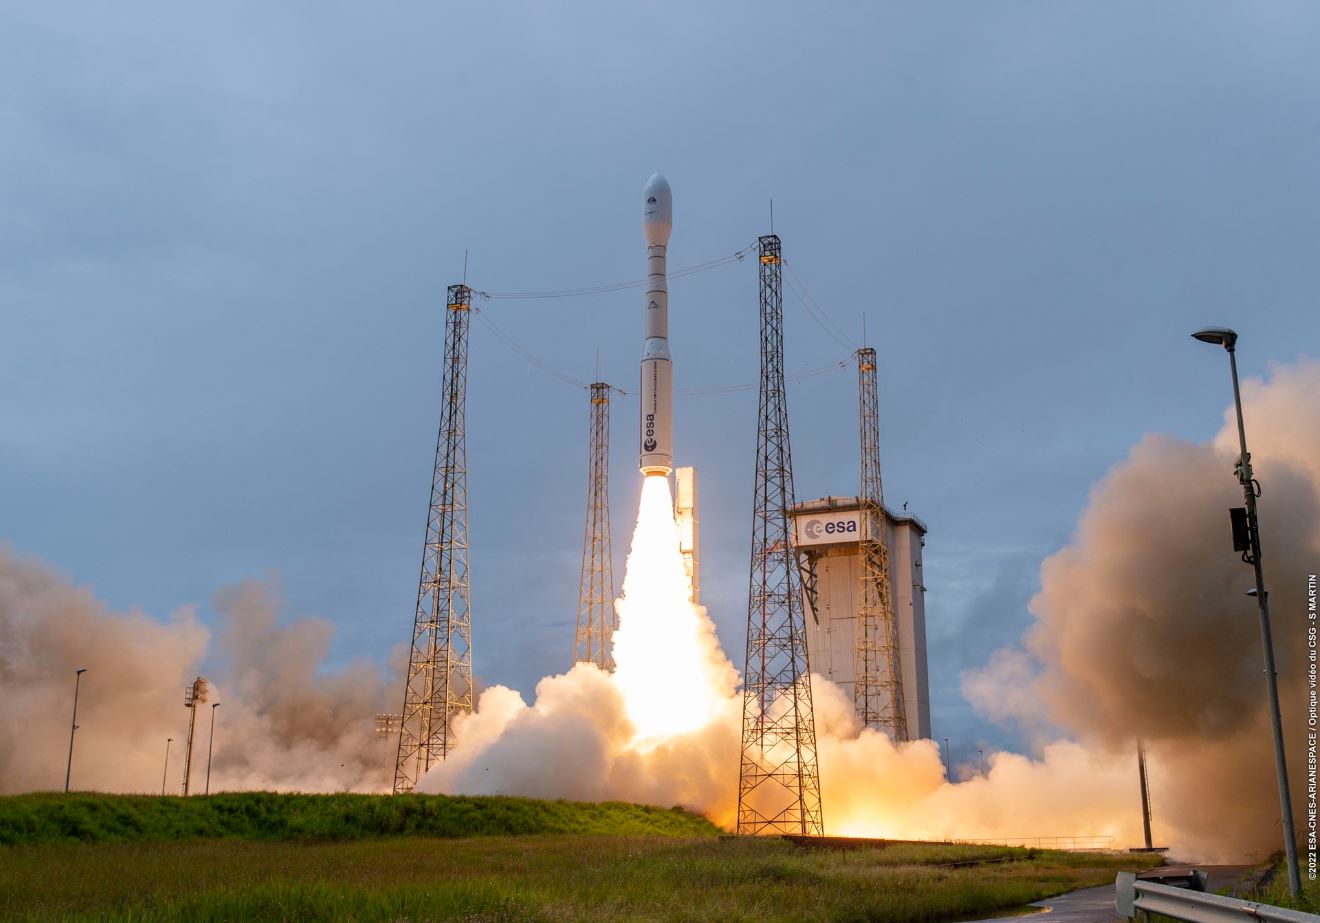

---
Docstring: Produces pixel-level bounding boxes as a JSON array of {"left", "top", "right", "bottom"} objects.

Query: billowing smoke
[
  {"left": 965, "top": 357, "right": 1320, "bottom": 859},
  {"left": 422, "top": 357, "right": 1320, "bottom": 861},
  {"left": 0, "top": 553, "right": 393, "bottom": 794}
]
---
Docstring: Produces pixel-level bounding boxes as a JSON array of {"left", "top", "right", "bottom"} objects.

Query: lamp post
[
  {"left": 943, "top": 738, "right": 951, "bottom": 779},
  {"left": 978, "top": 749, "right": 985, "bottom": 777},
  {"left": 64, "top": 668, "right": 87, "bottom": 793},
  {"left": 205, "top": 703, "right": 220, "bottom": 795},
  {"left": 161, "top": 738, "right": 172, "bottom": 796},
  {"left": 1192, "top": 326, "right": 1300, "bottom": 898}
]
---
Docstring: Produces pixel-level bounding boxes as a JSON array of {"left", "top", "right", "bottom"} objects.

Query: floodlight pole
[
  {"left": 205, "top": 703, "right": 220, "bottom": 795},
  {"left": 161, "top": 738, "right": 172, "bottom": 796},
  {"left": 64, "top": 668, "right": 86, "bottom": 793},
  {"left": 1194, "top": 327, "right": 1300, "bottom": 899}
]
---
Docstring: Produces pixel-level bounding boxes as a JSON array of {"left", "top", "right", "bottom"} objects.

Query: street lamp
[
  {"left": 205, "top": 703, "right": 221, "bottom": 795},
  {"left": 161, "top": 738, "right": 172, "bottom": 796},
  {"left": 943, "top": 738, "right": 951, "bottom": 779},
  {"left": 64, "top": 668, "right": 86, "bottom": 793},
  {"left": 978, "top": 749, "right": 985, "bottom": 776},
  {"left": 1192, "top": 326, "right": 1300, "bottom": 898}
]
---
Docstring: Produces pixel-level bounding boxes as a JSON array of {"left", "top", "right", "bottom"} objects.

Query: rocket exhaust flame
[{"left": 612, "top": 475, "right": 735, "bottom": 743}]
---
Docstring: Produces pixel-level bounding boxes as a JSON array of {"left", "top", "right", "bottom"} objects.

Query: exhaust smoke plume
[
  {"left": 0, "top": 556, "right": 393, "bottom": 794},
  {"left": 964, "top": 357, "right": 1320, "bottom": 859}
]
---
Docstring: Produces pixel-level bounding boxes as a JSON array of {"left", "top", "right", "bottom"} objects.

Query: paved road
[{"left": 964, "top": 866, "right": 1256, "bottom": 923}]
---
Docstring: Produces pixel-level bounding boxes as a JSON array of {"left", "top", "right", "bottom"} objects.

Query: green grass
[
  {"left": 1242, "top": 855, "right": 1320, "bottom": 914},
  {"left": 0, "top": 833, "right": 1153, "bottom": 922},
  {"left": 0, "top": 792, "right": 719, "bottom": 845},
  {"left": 0, "top": 794, "right": 1154, "bottom": 921}
]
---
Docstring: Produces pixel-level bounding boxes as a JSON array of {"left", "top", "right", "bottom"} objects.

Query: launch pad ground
[{"left": 0, "top": 794, "right": 1153, "bottom": 923}]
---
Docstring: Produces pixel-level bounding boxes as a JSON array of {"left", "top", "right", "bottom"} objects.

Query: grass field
[
  {"left": 0, "top": 794, "right": 1155, "bottom": 922},
  {"left": 0, "top": 791, "right": 718, "bottom": 844},
  {"left": 1242, "top": 857, "right": 1320, "bottom": 914}
]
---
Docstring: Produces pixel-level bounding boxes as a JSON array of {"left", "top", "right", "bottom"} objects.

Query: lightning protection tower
[
  {"left": 737, "top": 234, "right": 824, "bottom": 836},
  {"left": 393, "top": 283, "right": 475, "bottom": 794},
  {"left": 855, "top": 347, "right": 908, "bottom": 740},
  {"left": 574, "top": 382, "right": 616, "bottom": 670}
]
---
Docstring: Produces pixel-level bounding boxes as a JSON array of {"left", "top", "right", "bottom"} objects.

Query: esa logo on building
[{"left": 804, "top": 518, "right": 858, "bottom": 540}]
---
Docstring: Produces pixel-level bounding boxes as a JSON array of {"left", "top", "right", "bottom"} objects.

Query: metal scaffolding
[
  {"left": 855, "top": 347, "right": 908, "bottom": 741},
  {"left": 574, "top": 382, "right": 616, "bottom": 670},
  {"left": 737, "top": 234, "right": 824, "bottom": 836},
  {"left": 393, "top": 283, "right": 475, "bottom": 793},
  {"left": 181, "top": 676, "right": 208, "bottom": 796}
]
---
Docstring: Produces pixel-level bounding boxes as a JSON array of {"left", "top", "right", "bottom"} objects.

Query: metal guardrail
[{"left": 1115, "top": 871, "right": 1320, "bottom": 922}]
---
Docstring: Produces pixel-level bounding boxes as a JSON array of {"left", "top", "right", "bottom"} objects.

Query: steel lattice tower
[
  {"left": 393, "top": 283, "right": 475, "bottom": 794},
  {"left": 855, "top": 347, "right": 908, "bottom": 741},
  {"left": 574, "top": 382, "right": 616, "bottom": 670},
  {"left": 737, "top": 234, "right": 824, "bottom": 836}
]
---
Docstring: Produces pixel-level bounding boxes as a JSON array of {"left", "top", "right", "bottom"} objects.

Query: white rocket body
[{"left": 640, "top": 173, "right": 673, "bottom": 477}]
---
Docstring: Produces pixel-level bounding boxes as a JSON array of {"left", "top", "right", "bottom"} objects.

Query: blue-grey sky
[{"left": 3, "top": 3, "right": 1317, "bottom": 766}]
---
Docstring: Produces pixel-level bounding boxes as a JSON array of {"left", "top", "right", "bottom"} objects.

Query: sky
[{"left": 2, "top": 2, "right": 1318, "bottom": 768}]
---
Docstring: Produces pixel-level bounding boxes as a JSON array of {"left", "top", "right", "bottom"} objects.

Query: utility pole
[
  {"left": 737, "top": 234, "right": 823, "bottom": 836},
  {"left": 1137, "top": 740, "right": 1153, "bottom": 850},
  {"left": 574, "top": 382, "right": 616, "bottom": 669},
  {"left": 64, "top": 668, "right": 86, "bottom": 793},
  {"left": 395, "top": 283, "right": 476, "bottom": 793}
]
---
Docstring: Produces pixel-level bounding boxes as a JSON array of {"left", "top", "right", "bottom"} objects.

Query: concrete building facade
[{"left": 790, "top": 496, "right": 931, "bottom": 740}]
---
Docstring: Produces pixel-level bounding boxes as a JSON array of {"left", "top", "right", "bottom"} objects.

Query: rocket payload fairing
[{"left": 640, "top": 173, "right": 673, "bottom": 477}]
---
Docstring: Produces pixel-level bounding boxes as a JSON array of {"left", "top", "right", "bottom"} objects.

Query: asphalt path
[{"left": 963, "top": 865, "right": 1256, "bottom": 923}]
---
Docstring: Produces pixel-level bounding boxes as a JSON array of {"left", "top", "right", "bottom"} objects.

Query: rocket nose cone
[
  {"left": 643, "top": 173, "right": 672, "bottom": 242},
  {"left": 644, "top": 173, "right": 670, "bottom": 201}
]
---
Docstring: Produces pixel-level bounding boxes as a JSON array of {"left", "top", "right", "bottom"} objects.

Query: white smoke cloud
[{"left": 0, "top": 552, "right": 393, "bottom": 794}]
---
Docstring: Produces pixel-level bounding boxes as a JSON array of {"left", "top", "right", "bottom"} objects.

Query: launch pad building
[{"left": 791, "top": 496, "right": 932, "bottom": 740}]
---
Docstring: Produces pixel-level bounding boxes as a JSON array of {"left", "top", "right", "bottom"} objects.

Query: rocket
[{"left": 640, "top": 173, "right": 673, "bottom": 477}]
